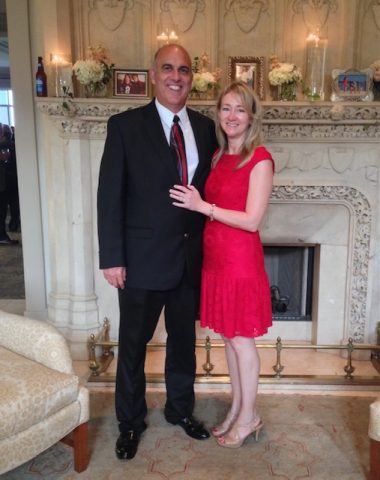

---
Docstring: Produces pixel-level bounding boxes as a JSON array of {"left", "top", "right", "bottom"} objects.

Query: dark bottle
[{"left": 35, "top": 56, "right": 47, "bottom": 97}]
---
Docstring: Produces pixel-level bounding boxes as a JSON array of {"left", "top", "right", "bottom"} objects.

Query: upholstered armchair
[{"left": 0, "top": 310, "right": 89, "bottom": 474}]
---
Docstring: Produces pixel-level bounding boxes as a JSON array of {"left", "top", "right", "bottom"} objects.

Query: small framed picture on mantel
[
  {"left": 113, "top": 69, "right": 150, "bottom": 98},
  {"left": 331, "top": 68, "right": 374, "bottom": 101},
  {"left": 227, "top": 56, "right": 265, "bottom": 100}
]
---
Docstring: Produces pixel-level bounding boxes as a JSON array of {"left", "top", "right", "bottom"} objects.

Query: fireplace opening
[{"left": 264, "top": 245, "right": 315, "bottom": 321}]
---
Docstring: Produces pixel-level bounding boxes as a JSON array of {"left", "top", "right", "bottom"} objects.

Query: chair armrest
[{"left": 0, "top": 310, "right": 74, "bottom": 374}]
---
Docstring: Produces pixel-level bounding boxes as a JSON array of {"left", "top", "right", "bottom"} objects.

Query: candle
[
  {"left": 157, "top": 31, "right": 168, "bottom": 42},
  {"left": 169, "top": 31, "right": 178, "bottom": 41},
  {"left": 156, "top": 28, "right": 178, "bottom": 44}
]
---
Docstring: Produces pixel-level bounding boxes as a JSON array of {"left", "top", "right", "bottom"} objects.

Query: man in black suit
[{"left": 97, "top": 44, "right": 218, "bottom": 460}]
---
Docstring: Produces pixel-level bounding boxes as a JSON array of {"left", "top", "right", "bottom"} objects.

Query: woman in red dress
[{"left": 170, "top": 81, "right": 274, "bottom": 448}]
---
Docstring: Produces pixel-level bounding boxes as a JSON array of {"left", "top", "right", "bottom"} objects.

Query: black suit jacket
[{"left": 97, "top": 100, "right": 218, "bottom": 290}]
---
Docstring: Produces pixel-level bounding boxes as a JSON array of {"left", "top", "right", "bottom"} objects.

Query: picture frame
[
  {"left": 227, "top": 56, "right": 265, "bottom": 100},
  {"left": 331, "top": 68, "right": 374, "bottom": 102},
  {"left": 113, "top": 68, "right": 150, "bottom": 98}
]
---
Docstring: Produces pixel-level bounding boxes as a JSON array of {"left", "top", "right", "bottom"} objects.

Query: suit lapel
[
  {"left": 142, "top": 101, "right": 180, "bottom": 182},
  {"left": 188, "top": 108, "right": 207, "bottom": 186}
]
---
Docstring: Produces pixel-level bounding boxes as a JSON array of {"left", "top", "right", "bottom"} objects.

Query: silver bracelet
[{"left": 209, "top": 203, "right": 216, "bottom": 221}]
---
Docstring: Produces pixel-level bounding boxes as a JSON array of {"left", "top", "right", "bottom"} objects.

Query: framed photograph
[
  {"left": 227, "top": 56, "right": 265, "bottom": 100},
  {"left": 331, "top": 68, "right": 373, "bottom": 101},
  {"left": 113, "top": 69, "right": 150, "bottom": 98}
]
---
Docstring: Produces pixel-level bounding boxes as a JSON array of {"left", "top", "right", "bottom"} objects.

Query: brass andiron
[
  {"left": 202, "top": 336, "right": 214, "bottom": 375},
  {"left": 273, "top": 336, "right": 284, "bottom": 378},
  {"left": 344, "top": 337, "right": 355, "bottom": 379},
  {"left": 88, "top": 318, "right": 115, "bottom": 376}
]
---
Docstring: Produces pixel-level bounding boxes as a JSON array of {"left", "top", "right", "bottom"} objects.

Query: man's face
[{"left": 150, "top": 45, "right": 193, "bottom": 113}]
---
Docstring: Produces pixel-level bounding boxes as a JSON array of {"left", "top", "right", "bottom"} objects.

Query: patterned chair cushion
[{"left": 0, "top": 347, "right": 79, "bottom": 440}]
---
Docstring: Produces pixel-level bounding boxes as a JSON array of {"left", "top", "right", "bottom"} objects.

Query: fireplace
[
  {"left": 264, "top": 245, "right": 315, "bottom": 322},
  {"left": 258, "top": 184, "right": 372, "bottom": 345},
  {"left": 36, "top": 99, "right": 379, "bottom": 358}
]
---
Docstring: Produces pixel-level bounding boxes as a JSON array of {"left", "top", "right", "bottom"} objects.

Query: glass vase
[
  {"left": 277, "top": 82, "right": 297, "bottom": 101},
  {"left": 304, "top": 34, "right": 327, "bottom": 101},
  {"left": 84, "top": 82, "right": 108, "bottom": 98}
]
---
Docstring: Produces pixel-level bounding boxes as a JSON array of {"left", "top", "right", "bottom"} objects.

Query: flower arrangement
[
  {"left": 73, "top": 45, "right": 114, "bottom": 97},
  {"left": 268, "top": 55, "right": 302, "bottom": 101},
  {"left": 191, "top": 53, "right": 221, "bottom": 97},
  {"left": 268, "top": 56, "right": 302, "bottom": 86}
]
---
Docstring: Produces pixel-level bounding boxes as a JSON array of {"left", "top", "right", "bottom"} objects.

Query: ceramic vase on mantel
[{"left": 277, "top": 82, "right": 297, "bottom": 101}]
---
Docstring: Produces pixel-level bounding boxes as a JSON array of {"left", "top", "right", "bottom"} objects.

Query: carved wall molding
[
  {"left": 263, "top": 124, "right": 380, "bottom": 141},
  {"left": 88, "top": 0, "right": 134, "bottom": 32},
  {"left": 370, "top": 0, "right": 380, "bottom": 30},
  {"left": 264, "top": 103, "right": 380, "bottom": 121},
  {"left": 225, "top": 0, "right": 269, "bottom": 33},
  {"left": 272, "top": 147, "right": 379, "bottom": 175},
  {"left": 292, "top": 0, "right": 338, "bottom": 33},
  {"left": 160, "top": 0, "right": 205, "bottom": 32},
  {"left": 271, "top": 185, "right": 371, "bottom": 342}
]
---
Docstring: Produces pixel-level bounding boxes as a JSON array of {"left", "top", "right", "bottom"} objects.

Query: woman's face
[{"left": 218, "top": 91, "right": 250, "bottom": 144}]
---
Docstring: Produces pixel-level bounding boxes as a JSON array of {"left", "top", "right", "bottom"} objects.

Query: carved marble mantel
[
  {"left": 37, "top": 98, "right": 380, "bottom": 142},
  {"left": 36, "top": 98, "right": 380, "bottom": 358}
]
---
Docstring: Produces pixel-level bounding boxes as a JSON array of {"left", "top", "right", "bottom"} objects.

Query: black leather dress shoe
[
  {"left": 167, "top": 416, "right": 210, "bottom": 440},
  {"left": 115, "top": 430, "right": 141, "bottom": 460}
]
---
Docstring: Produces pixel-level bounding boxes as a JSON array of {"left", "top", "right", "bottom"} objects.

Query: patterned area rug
[
  {"left": 2, "top": 391, "right": 372, "bottom": 479},
  {"left": 0, "top": 232, "right": 24, "bottom": 299}
]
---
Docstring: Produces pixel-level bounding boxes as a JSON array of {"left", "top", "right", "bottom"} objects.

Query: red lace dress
[{"left": 200, "top": 146, "right": 274, "bottom": 338}]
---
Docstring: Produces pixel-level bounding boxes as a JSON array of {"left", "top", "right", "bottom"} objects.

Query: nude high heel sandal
[
  {"left": 211, "top": 410, "right": 239, "bottom": 437},
  {"left": 216, "top": 418, "right": 263, "bottom": 448}
]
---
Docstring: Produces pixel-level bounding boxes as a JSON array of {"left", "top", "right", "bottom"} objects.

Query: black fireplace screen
[{"left": 264, "top": 246, "right": 314, "bottom": 321}]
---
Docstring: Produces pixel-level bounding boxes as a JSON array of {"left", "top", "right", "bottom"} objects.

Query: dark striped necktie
[{"left": 170, "top": 115, "right": 188, "bottom": 185}]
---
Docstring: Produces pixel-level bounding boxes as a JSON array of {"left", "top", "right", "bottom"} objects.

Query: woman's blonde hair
[{"left": 213, "top": 81, "right": 263, "bottom": 168}]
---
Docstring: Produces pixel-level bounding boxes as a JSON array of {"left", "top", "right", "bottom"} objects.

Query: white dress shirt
[{"left": 155, "top": 98, "right": 199, "bottom": 184}]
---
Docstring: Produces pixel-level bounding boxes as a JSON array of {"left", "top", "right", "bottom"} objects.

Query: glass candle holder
[
  {"left": 51, "top": 54, "right": 73, "bottom": 97},
  {"left": 304, "top": 33, "right": 327, "bottom": 101}
]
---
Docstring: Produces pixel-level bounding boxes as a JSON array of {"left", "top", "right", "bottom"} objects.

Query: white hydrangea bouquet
[
  {"left": 268, "top": 55, "right": 302, "bottom": 101},
  {"left": 268, "top": 56, "right": 303, "bottom": 86},
  {"left": 73, "top": 45, "right": 114, "bottom": 97},
  {"left": 191, "top": 53, "right": 221, "bottom": 97}
]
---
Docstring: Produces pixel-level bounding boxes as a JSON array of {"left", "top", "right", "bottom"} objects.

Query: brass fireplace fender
[{"left": 88, "top": 318, "right": 380, "bottom": 386}]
